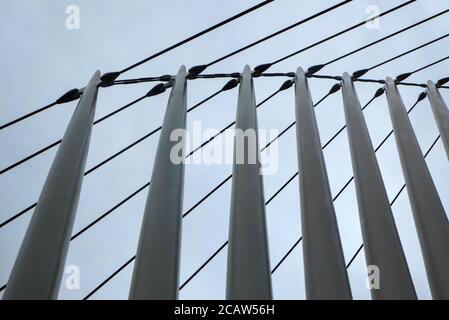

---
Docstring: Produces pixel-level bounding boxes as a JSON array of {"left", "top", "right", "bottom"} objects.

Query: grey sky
[{"left": 1, "top": 0, "right": 449, "bottom": 299}]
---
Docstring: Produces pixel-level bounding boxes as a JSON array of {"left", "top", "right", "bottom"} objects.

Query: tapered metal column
[
  {"left": 427, "top": 81, "right": 449, "bottom": 161},
  {"left": 226, "top": 65, "right": 272, "bottom": 299},
  {"left": 129, "top": 66, "right": 187, "bottom": 300},
  {"left": 3, "top": 71, "right": 101, "bottom": 300},
  {"left": 295, "top": 68, "right": 352, "bottom": 300},
  {"left": 385, "top": 77, "right": 449, "bottom": 299},
  {"left": 341, "top": 73, "right": 416, "bottom": 300}
]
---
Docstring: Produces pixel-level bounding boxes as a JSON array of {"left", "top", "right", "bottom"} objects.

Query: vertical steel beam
[
  {"left": 385, "top": 77, "right": 449, "bottom": 299},
  {"left": 226, "top": 65, "right": 272, "bottom": 299},
  {"left": 341, "top": 73, "right": 416, "bottom": 299},
  {"left": 3, "top": 71, "right": 101, "bottom": 300},
  {"left": 295, "top": 68, "right": 352, "bottom": 300},
  {"left": 427, "top": 81, "right": 449, "bottom": 161},
  {"left": 129, "top": 66, "right": 187, "bottom": 300}
]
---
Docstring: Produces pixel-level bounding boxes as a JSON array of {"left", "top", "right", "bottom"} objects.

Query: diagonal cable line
[
  {"left": 366, "top": 33, "right": 449, "bottom": 72},
  {"left": 0, "top": 87, "right": 89, "bottom": 132},
  {"left": 269, "top": 91, "right": 428, "bottom": 275},
  {"left": 410, "top": 55, "right": 449, "bottom": 75},
  {"left": 0, "top": 102, "right": 57, "bottom": 131},
  {"left": 345, "top": 134, "right": 441, "bottom": 269},
  {"left": 311, "top": 53, "right": 449, "bottom": 88}
]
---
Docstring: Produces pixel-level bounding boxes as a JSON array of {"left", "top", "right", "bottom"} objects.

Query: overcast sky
[{"left": 1, "top": 0, "right": 449, "bottom": 300}]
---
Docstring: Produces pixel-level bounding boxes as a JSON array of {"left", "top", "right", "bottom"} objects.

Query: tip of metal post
[
  {"left": 385, "top": 76, "right": 395, "bottom": 86},
  {"left": 178, "top": 65, "right": 187, "bottom": 74},
  {"left": 426, "top": 80, "right": 435, "bottom": 88},
  {"left": 295, "top": 67, "right": 305, "bottom": 77},
  {"left": 342, "top": 72, "right": 351, "bottom": 81}
]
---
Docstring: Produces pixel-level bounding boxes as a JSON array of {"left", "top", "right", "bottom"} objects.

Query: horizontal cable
[
  {"left": 313, "top": 52, "right": 449, "bottom": 85},
  {"left": 107, "top": 30, "right": 449, "bottom": 87},
  {"left": 0, "top": 1, "right": 426, "bottom": 131},
  {"left": 1, "top": 55, "right": 444, "bottom": 230},
  {"left": 4, "top": 23, "right": 447, "bottom": 177}
]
